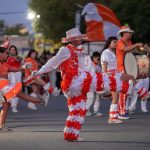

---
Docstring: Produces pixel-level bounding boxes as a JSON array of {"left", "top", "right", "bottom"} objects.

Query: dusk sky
[{"left": 0, "top": 0, "right": 32, "bottom": 31}]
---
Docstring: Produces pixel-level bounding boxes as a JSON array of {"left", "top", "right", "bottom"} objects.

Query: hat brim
[
  {"left": 61, "top": 34, "right": 88, "bottom": 43},
  {"left": 117, "top": 29, "right": 134, "bottom": 35}
]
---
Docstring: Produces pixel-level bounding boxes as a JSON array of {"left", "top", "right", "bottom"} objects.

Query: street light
[
  {"left": 27, "top": 11, "right": 40, "bottom": 20},
  {"left": 27, "top": 11, "right": 36, "bottom": 20}
]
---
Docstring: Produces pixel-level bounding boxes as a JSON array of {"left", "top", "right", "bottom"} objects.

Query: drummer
[{"left": 116, "top": 25, "right": 143, "bottom": 119}]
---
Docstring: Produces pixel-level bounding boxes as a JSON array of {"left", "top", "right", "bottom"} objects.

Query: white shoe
[
  {"left": 141, "top": 108, "right": 148, "bottom": 113},
  {"left": 108, "top": 118, "right": 123, "bottom": 124},
  {"left": 86, "top": 110, "right": 92, "bottom": 116},
  {"left": 39, "top": 91, "right": 49, "bottom": 106},
  {"left": 28, "top": 102, "right": 37, "bottom": 110},
  {"left": 12, "top": 108, "right": 18, "bottom": 113}
]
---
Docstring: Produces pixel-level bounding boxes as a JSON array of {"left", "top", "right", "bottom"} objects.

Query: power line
[{"left": 0, "top": 11, "right": 25, "bottom": 15}]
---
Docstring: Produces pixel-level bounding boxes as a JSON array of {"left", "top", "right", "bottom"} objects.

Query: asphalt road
[{"left": 0, "top": 95, "right": 150, "bottom": 150}]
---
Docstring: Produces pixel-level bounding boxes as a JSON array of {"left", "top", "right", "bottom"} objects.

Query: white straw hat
[
  {"left": 117, "top": 26, "right": 134, "bottom": 35},
  {"left": 61, "top": 28, "right": 88, "bottom": 43}
]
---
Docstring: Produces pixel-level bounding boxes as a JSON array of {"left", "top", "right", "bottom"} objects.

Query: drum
[{"left": 124, "top": 52, "right": 150, "bottom": 79}]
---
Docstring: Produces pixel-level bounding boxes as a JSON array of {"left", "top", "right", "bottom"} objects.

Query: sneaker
[
  {"left": 0, "top": 126, "right": 13, "bottom": 133},
  {"left": 28, "top": 102, "right": 37, "bottom": 110},
  {"left": 39, "top": 91, "right": 49, "bottom": 106},
  {"left": 141, "top": 108, "right": 148, "bottom": 113},
  {"left": 118, "top": 113, "right": 131, "bottom": 120},
  {"left": 86, "top": 110, "right": 92, "bottom": 116},
  {"left": 108, "top": 118, "right": 123, "bottom": 124},
  {"left": 93, "top": 112, "right": 103, "bottom": 117},
  {"left": 12, "top": 108, "right": 18, "bottom": 113}
]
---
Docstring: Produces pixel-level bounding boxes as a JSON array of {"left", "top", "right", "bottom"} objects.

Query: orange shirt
[
  {"left": 116, "top": 39, "right": 132, "bottom": 72},
  {"left": 24, "top": 57, "right": 38, "bottom": 73},
  {"left": 0, "top": 62, "right": 9, "bottom": 76}
]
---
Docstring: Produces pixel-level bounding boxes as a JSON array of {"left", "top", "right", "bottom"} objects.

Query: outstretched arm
[{"left": 37, "top": 47, "right": 70, "bottom": 75}]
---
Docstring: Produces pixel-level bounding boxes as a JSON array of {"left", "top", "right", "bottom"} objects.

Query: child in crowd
[{"left": 86, "top": 52, "right": 103, "bottom": 117}]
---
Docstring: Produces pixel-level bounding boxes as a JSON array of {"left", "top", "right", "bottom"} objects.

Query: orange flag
[{"left": 81, "top": 3, "right": 121, "bottom": 41}]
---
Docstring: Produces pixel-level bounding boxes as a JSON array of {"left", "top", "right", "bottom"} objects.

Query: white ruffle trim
[
  {"left": 64, "top": 127, "right": 79, "bottom": 135},
  {"left": 89, "top": 72, "right": 97, "bottom": 92},
  {"left": 68, "top": 100, "right": 86, "bottom": 112},
  {"left": 66, "top": 115, "right": 85, "bottom": 124},
  {"left": 102, "top": 73, "right": 110, "bottom": 91},
  {"left": 1, "top": 83, "right": 16, "bottom": 96},
  {"left": 67, "top": 71, "right": 87, "bottom": 98},
  {"left": 115, "top": 72, "right": 122, "bottom": 92},
  {"left": 134, "top": 81, "right": 143, "bottom": 92}
]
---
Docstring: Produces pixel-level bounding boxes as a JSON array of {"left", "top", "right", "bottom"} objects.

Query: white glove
[
  {"left": 52, "top": 87, "right": 61, "bottom": 97},
  {"left": 22, "top": 62, "right": 32, "bottom": 69}
]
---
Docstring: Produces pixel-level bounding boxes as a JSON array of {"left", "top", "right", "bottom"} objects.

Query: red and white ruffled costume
[{"left": 37, "top": 44, "right": 148, "bottom": 141}]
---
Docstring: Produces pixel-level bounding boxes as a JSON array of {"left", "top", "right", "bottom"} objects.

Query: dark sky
[{"left": 0, "top": 0, "right": 32, "bottom": 31}]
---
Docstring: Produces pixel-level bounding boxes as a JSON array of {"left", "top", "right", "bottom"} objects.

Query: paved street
[{"left": 0, "top": 95, "right": 150, "bottom": 150}]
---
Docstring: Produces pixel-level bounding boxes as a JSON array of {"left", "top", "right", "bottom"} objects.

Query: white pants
[
  {"left": 128, "top": 77, "right": 149, "bottom": 111},
  {"left": 8, "top": 72, "right": 22, "bottom": 108},
  {"left": 86, "top": 92, "right": 100, "bottom": 112}
]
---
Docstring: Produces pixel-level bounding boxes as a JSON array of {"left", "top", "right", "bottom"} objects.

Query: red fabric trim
[
  {"left": 64, "top": 132, "right": 78, "bottom": 140},
  {"left": 69, "top": 109, "right": 86, "bottom": 117},
  {"left": 96, "top": 73, "right": 103, "bottom": 91},
  {"left": 109, "top": 111, "right": 118, "bottom": 114},
  {"left": 68, "top": 95, "right": 86, "bottom": 106},
  {"left": 140, "top": 91, "right": 147, "bottom": 99},
  {"left": 81, "top": 72, "right": 92, "bottom": 95},
  {"left": 120, "top": 81, "right": 129, "bottom": 94},
  {"left": 48, "top": 87, "right": 53, "bottom": 93},
  {"left": 137, "top": 87, "right": 143, "bottom": 95},
  {"left": 109, "top": 74, "right": 116, "bottom": 92},
  {"left": 66, "top": 120, "right": 82, "bottom": 130}
]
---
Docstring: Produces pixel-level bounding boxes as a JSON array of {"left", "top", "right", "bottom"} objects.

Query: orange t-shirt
[
  {"left": 116, "top": 39, "right": 132, "bottom": 72},
  {"left": 24, "top": 57, "right": 38, "bottom": 73}
]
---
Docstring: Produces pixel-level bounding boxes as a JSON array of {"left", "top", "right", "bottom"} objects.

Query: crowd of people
[{"left": 0, "top": 26, "right": 150, "bottom": 142}]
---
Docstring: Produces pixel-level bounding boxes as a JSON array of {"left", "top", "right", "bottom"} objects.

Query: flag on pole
[{"left": 81, "top": 3, "right": 121, "bottom": 41}]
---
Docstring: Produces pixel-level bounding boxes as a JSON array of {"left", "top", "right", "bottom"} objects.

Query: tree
[
  {"left": 4, "top": 24, "right": 28, "bottom": 35},
  {"left": 0, "top": 20, "right": 28, "bottom": 36},
  {"left": 29, "top": 0, "right": 106, "bottom": 41},
  {"left": 29, "top": 0, "right": 150, "bottom": 43},
  {"left": 0, "top": 20, "right": 5, "bottom": 35},
  {"left": 110, "top": 0, "right": 150, "bottom": 43}
]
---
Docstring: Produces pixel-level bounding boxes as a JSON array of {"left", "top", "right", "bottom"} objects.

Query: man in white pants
[{"left": 128, "top": 77, "right": 149, "bottom": 113}]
